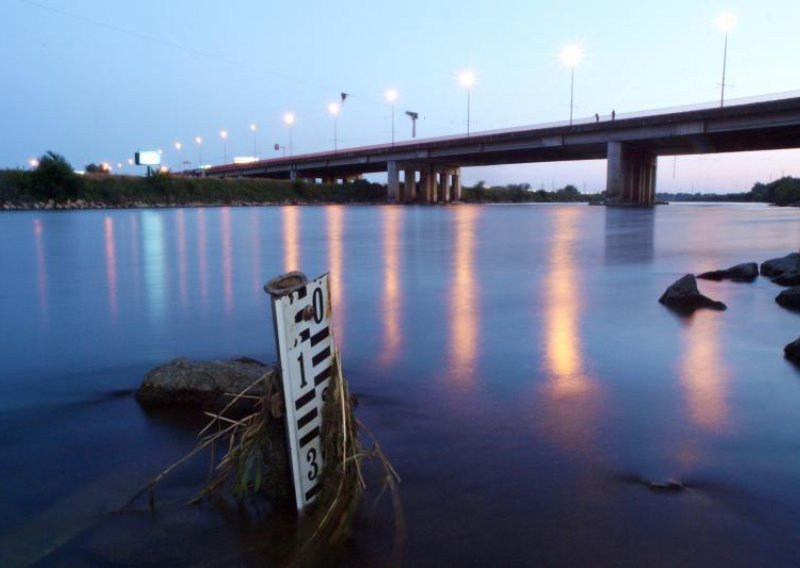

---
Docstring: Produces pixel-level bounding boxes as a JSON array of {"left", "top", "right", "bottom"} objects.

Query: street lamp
[
  {"left": 250, "top": 123, "right": 257, "bottom": 158},
  {"left": 405, "top": 111, "right": 419, "bottom": 138},
  {"left": 195, "top": 136, "right": 203, "bottom": 166},
  {"left": 219, "top": 130, "right": 228, "bottom": 163},
  {"left": 385, "top": 88, "right": 398, "bottom": 144},
  {"left": 328, "top": 102, "right": 340, "bottom": 150},
  {"left": 174, "top": 141, "right": 182, "bottom": 171},
  {"left": 458, "top": 70, "right": 476, "bottom": 136},
  {"left": 283, "top": 112, "right": 295, "bottom": 156},
  {"left": 716, "top": 11, "right": 737, "bottom": 107},
  {"left": 559, "top": 43, "right": 584, "bottom": 126},
  {"left": 29, "top": 158, "right": 39, "bottom": 169}
]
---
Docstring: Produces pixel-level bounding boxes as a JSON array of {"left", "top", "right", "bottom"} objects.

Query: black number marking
[
  {"left": 307, "top": 448, "right": 319, "bottom": 481},
  {"left": 312, "top": 287, "right": 324, "bottom": 324},
  {"left": 297, "top": 353, "right": 307, "bottom": 388}
]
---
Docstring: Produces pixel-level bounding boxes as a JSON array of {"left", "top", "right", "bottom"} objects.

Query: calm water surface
[{"left": 1, "top": 203, "right": 800, "bottom": 566}]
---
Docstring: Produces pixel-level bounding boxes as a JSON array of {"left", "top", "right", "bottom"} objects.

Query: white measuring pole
[{"left": 266, "top": 271, "right": 336, "bottom": 512}]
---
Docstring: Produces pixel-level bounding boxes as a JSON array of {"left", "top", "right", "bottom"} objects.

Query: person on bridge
[{"left": 595, "top": 113, "right": 600, "bottom": 123}]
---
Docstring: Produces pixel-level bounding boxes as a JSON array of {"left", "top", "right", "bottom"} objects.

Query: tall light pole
[
  {"left": 717, "top": 11, "right": 737, "bottom": 107},
  {"left": 328, "top": 102, "right": 340, "bottom": 151},
  {"left": 458, "top": 70, "right": 476, "bottom": 136},
  {"left": 220, "top": 130, "right": 228, "bottom": 163},
  {"left": 195, "top": 136, "right": 203, "bottom": 166},
  {"left": 560, "top": 44, "right": 584, "bottom": 126},
  {"left": 283, "top": 112, "right": 295, "bottom": 156},
  {"left": 385, "top": 88, "right": 398, "bottom": 145},
  {"left": 174, "top": 141, "right": 182, "bottom": 171},
  {"left": 405, "top": 111, "right": 419, "bottom": 138},
  {"left": 250, "top": 123, "right": 257, "bottom": 158}
]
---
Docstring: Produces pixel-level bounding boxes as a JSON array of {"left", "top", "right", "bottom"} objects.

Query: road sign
[{"left": 268, "top": 272, "right": 336, "bottom": 511}]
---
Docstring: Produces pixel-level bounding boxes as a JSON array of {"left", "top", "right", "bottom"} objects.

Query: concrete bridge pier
[
  {"left": 437, "top": 170, "right": 450, "bottom": 203},
  {"left": 606, "top": 142, "right": 657, "bottom": 206},
  {"left": 387, "top": 161, "right": 400, "bottom": 202},
  {"left": 450, "top": 170, "right": 462, "bottom": 201},
  {"left": 419, "top": 166, "right": 435, "bottom": 203},
  {"left": 403, "top": 167, "right": 417, "bottom": 202}
]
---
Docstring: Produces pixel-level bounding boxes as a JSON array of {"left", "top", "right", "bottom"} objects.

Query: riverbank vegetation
[
  {"left": 462, "top": 182, "right": 592, "bottom": 203},
  {"left": 657, "top": 176, "right": 800, "bottom": 206}
]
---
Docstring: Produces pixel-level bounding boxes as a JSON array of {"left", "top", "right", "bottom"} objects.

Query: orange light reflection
[
  {"left": 680, "top": 314, "right": 730, "bottom": 432},
  {"left": 103, "top": 217, "right": 118, "bottom": 319},
  {"left": 539, "top": 207, "right": 600, "bottom": 456},
  {"left": 447, "top": 206, "right": 480, "bottom": 382},
  {"left": 544, "top": 208, "right": 589, "bottom": 397},
  {"left": 326, "top": 206, "right": 344, "bottom": 348},
  {"left": 379, "top": 206, "right": 402, "bottom": 365},
  {"left": 283, "top": 206, "right": 300, "bottom": 272}
]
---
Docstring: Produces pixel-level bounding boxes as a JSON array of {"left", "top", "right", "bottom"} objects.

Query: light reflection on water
[
  {"left": 326, "top": 205, "right": 345, "bottom": 349},
  {"left": 447, "top": 205, "right": 480, "bottom": 382},
  {"left": 379, "top": 206, "right": 402, "bottom": 366},
  {"left": 2, "top": 203, "right": 800, "bottom": 566},
  {"left": 680, "top": 313, "right": 730, "bottom": 432}
]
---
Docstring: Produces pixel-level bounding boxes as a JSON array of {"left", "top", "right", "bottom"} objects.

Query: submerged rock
[
  {"left": 659, "top": 274, "right": 727, "bottom": 313},
  {"left": 776, "top": 287, "right": 800, "bottom": 311},
  {"left": 785, "top": 338, "right": 800, "bottom": 365},
  {"left": 761, "top": 252, "right": 800, "bottom": 279},
  {"left": 647, "top": 480, "right": 686, "bottom": 493},
  {"left": 697, "top": 262, "right": 758, "bottom": 282},
  {"left": 136, "top": 357, "right": 278, "bottom": 409}
]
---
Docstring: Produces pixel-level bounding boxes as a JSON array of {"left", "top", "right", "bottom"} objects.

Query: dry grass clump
[{"left": 124, "top": 353, "right": 403, "bottom": 561}]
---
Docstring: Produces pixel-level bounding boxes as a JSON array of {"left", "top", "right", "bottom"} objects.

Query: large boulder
[
  {"left": 659, "top": 274, "right": 727, "bottom": 313},
  {"left": 773, "top": 270, "right": 800, "bottom": 287},
  {"left": 776, "top": 287, "right": 800, "bottom": 312},
  {"left": 136, "top": 357, "right": 278, "bottom": 409},
  {"left": 785, "top": 338, "right": 800, "bottom": 365},
  {"left": 761, "top": 252, "right": 800, "bottom": 278},
  {"left": 697, "top": 262, "right": 758, "bottom": 282}
]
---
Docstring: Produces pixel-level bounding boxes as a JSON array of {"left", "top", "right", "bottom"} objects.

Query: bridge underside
[{"left": 206, "top": 97, "right": 800, "bottom": 207}]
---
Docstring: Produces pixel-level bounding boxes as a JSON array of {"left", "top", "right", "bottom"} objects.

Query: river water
[{"left": 1, "top": 203, "right": 799, "bottom": 566}]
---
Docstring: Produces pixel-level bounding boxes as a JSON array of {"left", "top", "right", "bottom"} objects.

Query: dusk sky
[{"left": 3, "top": 0, "right": 800, "bottom": 192}]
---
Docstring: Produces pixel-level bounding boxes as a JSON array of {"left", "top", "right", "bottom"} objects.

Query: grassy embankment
[{"left": 0, "top": 169, "right": 387, "bottom": 207}]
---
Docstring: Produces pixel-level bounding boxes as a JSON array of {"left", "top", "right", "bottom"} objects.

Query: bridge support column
[
  {"left": 387, "top": 161, "right": 400, "bottom": 202},
  {"left": 419, "top": 166, "right": 434, "bottom": 203},
  {"left": 437, "top": 170, "right": 450, "bottom": 203},
  {"left": 403, "top": 167, "right": 416, "bottom": 202},
  {"left": 289, "top": 168, "right": 297, "bottom": 181},
  {"left": 606, "top": 142, "right": 657, "bottom": 206},
  {"left": 450, "top": 170, "right": 462, "bottom": 201}
]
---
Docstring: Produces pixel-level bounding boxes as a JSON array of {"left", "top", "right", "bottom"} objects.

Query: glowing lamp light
[
  {"left": 250, "top": 123, "right": 257, "bottom": 132},
  {"left": 559, "top": 44, "right": 584, "bottom": 68},
  {"left": 29, "top": 158, "right": 39, "bottom": 168},
  {"left": 328, "top": 102, "right": 340, "bottom": 117},
  {"left": 458, "top": 70, "right": 476, "bottom": 89},
  {"left": 220, "top": 130, "right": 228, "bottom": 140},
  {"left": 385, "top": 88, "right": 398, "bottom": 103},
  {"left": 174, "top": 142, "right": 182, "bottom": 151},
  {"left": 127, "top": 158, "right": 134, "bottom": 166},
  {"left": 284, "top": 112, "right": 295, "bottom": 126},
  {"left": 717, "top": 11, "right": 737, "bottom": 32},
  {"left": 195, "top": 136, "right": 203, "bottom": 145}
]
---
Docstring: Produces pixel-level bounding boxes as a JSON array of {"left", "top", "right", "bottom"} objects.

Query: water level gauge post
[{"left": 266, "top": 271, "right": 336, "bottom": 512}]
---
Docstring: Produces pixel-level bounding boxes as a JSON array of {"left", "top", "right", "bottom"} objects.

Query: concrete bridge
[{"left": 206, "top": 93, "right": 800, "bottom": 206}]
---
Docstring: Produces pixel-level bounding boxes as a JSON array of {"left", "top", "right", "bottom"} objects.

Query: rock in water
[
  {"left": 785, "top": 338, "right": 800, "bottom": 365},
  {"left": 773, "top": 270, "right": 800, "bottom": 287},
  {"left": 136, "top": 357, "right": 277, "bottom": 409},
  {"left": 761, "top": 252, "right": 800, "bottom": 278},
  {"left": 658, "top": 274, "right": 727, "bottom": 313},
  {"left": 697, "top": 262, "right": 758, "bottom": 282},
  {"left": 776, "top": 287, "right": 800, "bottom": 312}
]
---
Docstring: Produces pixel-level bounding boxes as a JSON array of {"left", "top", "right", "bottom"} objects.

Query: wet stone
[{"left": 658, "top": 274, "right": 727, "bottom": 314}]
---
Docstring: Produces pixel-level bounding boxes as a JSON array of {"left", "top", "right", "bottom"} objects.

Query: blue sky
[{"left": 2, "top": 0, "right": 799, "bottom": 192}]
